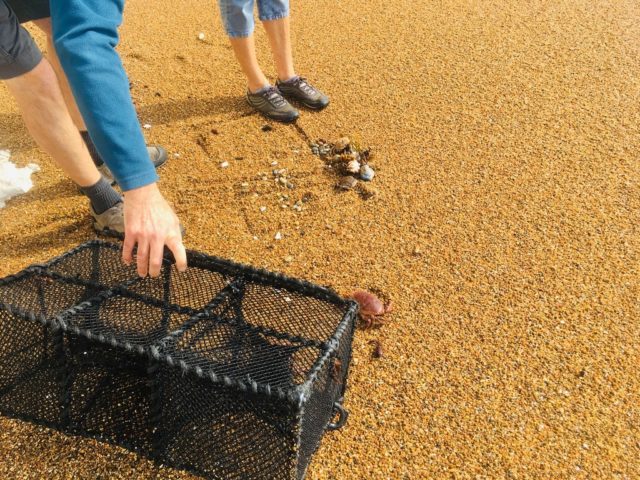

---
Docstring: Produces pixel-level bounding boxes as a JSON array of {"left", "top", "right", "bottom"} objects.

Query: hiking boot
[
  {"left": 92, "top": 202, "right": 124, "bottom": 236},
  {"left": 276, "top": 76, "right": 329, "bottom": 110},
  {"left": 100, "top": 145, "right": 169, "bottom": 186},
  {"left": 246, "top": 86, "right": 299, "bottom": 123}
]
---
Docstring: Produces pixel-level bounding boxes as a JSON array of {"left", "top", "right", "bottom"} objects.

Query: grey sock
[
  {"left": 80, "top": 131, "right": 104, "bottom": 167},
  {"left": 80, "top": 177, "right": 122, "bottom": 215}
]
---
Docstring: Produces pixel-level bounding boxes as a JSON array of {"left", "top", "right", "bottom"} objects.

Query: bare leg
[
  {"left": 4, "top": 60, "right": 100, "bottom": 188},
  {"left": 33, "top": 19, "right": 87, "bottom": 131},
  {"left": 262, "top": 16, "right": 295, "bottom": 82},
  {"left": 229, "top": 34, "right": 270, "bottom": 93}
]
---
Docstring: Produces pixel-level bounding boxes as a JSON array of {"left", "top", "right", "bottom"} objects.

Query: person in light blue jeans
[{"left": 218, "top": 0, "right": 330, "bottom": 123}]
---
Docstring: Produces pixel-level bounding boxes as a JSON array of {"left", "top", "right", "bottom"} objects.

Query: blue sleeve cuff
[{"left": 117, "top": 170, "right": 159, "bottom": 192}]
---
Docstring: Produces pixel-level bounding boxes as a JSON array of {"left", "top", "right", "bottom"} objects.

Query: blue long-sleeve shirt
[{"left": 50, "top": 0, "right": 158, "bottom": 191}]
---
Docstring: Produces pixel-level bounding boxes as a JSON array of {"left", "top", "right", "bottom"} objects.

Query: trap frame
[{"left": 0, "top": 240, "right": 357, "bottom": 479}]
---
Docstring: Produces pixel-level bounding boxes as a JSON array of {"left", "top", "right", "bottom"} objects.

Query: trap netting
[{"left": 0, "top": 240, "right": 357, "bottom": 480}]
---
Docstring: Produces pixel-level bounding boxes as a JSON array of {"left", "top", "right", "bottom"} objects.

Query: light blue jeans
[{"left": 218, "top": 0, "right": 289, "bottom": 38}]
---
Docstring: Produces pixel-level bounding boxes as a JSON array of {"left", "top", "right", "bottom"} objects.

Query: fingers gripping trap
[{"left": 0, "top": 241, "right": 357, "bottom": 479}]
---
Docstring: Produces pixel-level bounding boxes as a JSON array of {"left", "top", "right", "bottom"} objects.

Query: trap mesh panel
[{"left": 0, "top": 241, "right": 357, "bottom": 479}]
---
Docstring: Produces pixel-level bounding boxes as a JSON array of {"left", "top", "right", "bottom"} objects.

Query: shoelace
[
  {"left": 292, "top": 77, "right": 317, "bottom": 96},
  {"left": 262, "top": 86, "right": 287, "bottom": 108}
]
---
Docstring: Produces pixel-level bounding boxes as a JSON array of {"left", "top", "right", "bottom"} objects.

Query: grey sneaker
[
  {"left": 246, "top": 86, "right": 299, "bottom": 123},
  {"left": 92, "top": 202, "right": 124, "bottom": 236},
  {"left": 100, "top": 145, "right": 169, "bottom": 186},
  {"left": 276, "top": 76, "right": 329, "bottom": 110}
]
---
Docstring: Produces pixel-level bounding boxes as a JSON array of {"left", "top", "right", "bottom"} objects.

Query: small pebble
[
  {"left": 346, "top": 160, "right": 361, "bottom": 174},
  {"left": 284, "top": 255, "right": 294, "bottom": 263},
  {"left": 275, "top": 232, "right": 282, "bottom": 240},
  {"left": 198, "top": 32, "right": 206, "bottom": 40},
  {"left": 337, "top": 176, "right": 358, "bottom": 190},
  {"left": 262, "top": 124, "right": 273, "bottom": 132},
  {"left": 220, "top": 161, "right": 229, "bottom": 168},
  {"left": 240, "top": 182, "right": 249, "bottom": 188},
  {"left": 260, "top": 206, "right": 267, "bottom": 212},
  {"left": 334, "top": 137, "right": 350, "bottom": 152},
  {"left": 143, "top": 124, "right": 152, "bottom": 129},
  {"left": 173, "top": 153, "right": 181, "bottom": 158},
  {"left": 271, "top": 161, "right": 278, "bottom": 166},
  {"left": 360, "top": 164, "right": 375, "bottom": 181},
  {"left": 370, "top": 340, "right": 383, "bottom": 358},
  {"left": 413, "top": 246, "right": 422, "bottom": 256}
]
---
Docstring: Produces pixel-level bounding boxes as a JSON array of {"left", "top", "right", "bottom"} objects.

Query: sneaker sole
[
  {"left": 256, "top": 110, "right": 299, "bottom": 123},
  {"left": 94, "top": 224, "right": 124, "bottom": 240},
  {"left": 300, "top": 100, "right": 329, "bottom": 111}
]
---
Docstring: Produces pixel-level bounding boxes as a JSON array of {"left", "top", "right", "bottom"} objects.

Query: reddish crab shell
[
  {"left": 349, "top": 290, "right": 393, "bottom": 329},
  {"left": 350, "top": 289, "right": 388, "bottom": 316}
]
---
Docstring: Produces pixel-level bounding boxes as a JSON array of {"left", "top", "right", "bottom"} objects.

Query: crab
[{"left": 349, "top": 289, "right": 393, "bottom": 329}]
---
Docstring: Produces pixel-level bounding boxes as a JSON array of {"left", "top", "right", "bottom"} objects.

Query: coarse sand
[{"left": 0, "top": 0, "right": 639, "bottom": 478}]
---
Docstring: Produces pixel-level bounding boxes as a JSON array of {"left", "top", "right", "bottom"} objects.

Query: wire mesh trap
[{"left": 0, "top": 240, "right": 357, "bottom": 479}]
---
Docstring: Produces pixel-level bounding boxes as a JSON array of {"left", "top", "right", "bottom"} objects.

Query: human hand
[{"left": 122, "top": 183, "right": 187, "bottom": 277}]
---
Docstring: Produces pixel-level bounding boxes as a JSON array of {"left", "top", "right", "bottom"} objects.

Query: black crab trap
[{"left": 0, "top": 240, "right": 357, "bottom": 479}]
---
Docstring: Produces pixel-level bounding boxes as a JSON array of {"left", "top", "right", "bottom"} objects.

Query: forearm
[{"left": 49, "top": 0, "right": 157, "bottom": 191}]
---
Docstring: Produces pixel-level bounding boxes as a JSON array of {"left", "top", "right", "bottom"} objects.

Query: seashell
[
  {"left": 334, "top": 137, "right": 350, "bottom": 152},
  {"left": 337, "top": 176, "right": 358, "bottom": 190},
  {"left": 198, "top": 32, "right": 206, "bottom": 41},
  {"left": 359, "top": 165, "right": 375, "bottom": 181},
  {"left": 346, "top": 160, "right": 361, "bottom": 174}
]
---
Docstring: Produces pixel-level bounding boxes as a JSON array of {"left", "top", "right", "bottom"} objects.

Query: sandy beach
[{"left": 0, "top": 0, "right": 638, "bottom": 478}]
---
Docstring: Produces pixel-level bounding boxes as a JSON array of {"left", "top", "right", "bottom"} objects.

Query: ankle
[
  {"left": 248, "top": 80, "right": 270, "bottom": 94},
  {"left": 278, "top": 74, "right": 298, "bottom": 84}
]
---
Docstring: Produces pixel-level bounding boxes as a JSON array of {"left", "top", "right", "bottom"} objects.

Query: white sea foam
[{"left": 0, "top": 150, "right": 40, "bottom": 209}]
